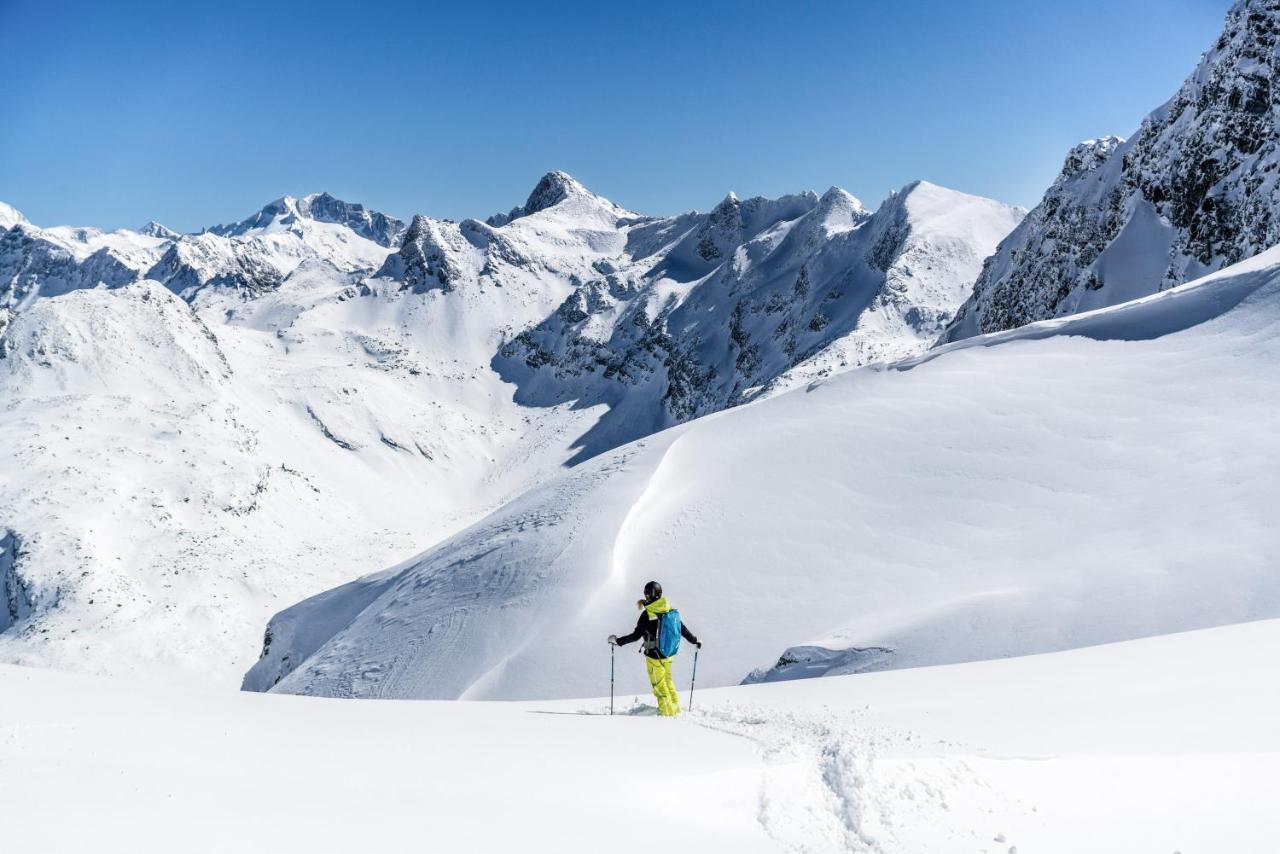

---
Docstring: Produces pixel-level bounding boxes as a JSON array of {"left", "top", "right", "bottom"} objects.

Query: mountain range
[{"left": 0, "top": 171, "right": 1020, "bottom": 683}]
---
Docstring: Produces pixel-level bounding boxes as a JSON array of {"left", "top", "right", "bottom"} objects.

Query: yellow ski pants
[{"left": 645, "top": 655, "right": 681, "bottom": 716}]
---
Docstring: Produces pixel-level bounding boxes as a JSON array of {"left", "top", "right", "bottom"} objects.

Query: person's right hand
[{"left": 607, "top": 634, "right": 618, "bottom": 645}]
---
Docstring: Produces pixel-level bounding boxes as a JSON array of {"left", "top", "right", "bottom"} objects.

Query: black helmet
[{"left": 643, "top": 580, "right": 663, "bottom": 602}]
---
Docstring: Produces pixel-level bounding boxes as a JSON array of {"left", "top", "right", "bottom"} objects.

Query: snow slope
[
  {"left": 0, "top": 175, "right": 1017, "bottom": 685},
  {"left": 6, "top": 619, "right": 1277, "bottom": 853},
  {"left": 250, "top": 244, "right": 1280, "bottom": 700},
  {"left": 946, "top": 0, "right": 1280, "bottom": 340}
]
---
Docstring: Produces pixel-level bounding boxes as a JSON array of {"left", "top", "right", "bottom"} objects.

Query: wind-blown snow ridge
[{"left": 247, "top": 244, "right": 1280, "bottom": 699}]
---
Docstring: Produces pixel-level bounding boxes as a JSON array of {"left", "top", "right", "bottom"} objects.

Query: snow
[
  {"left": 0, "top": 276, "right": 600, "bottom": 684},
  {"left": 254, "top": 243, "right": 1280, "bottom": 700},
  {"left": 0, "top": 201, "right": 28, "bottom": 229},
  {"left": 0, "top": 175, "right": 1017, "bottom": 685},
  {"left": 1074, "top": 197, "right": 1176, "bottom": 311},
  {"left": 5, "top": 618, "right": 1277, "bottom": 853}
]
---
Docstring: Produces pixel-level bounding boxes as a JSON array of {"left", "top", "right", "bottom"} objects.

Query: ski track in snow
[{"left": 692, "top": 705, "right": 889, "bottom": 853}]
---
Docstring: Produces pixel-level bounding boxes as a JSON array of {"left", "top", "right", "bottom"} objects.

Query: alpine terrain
[
  {"left": 0, "top": 174, "right": 1019, "bottom": 683},
  {"left": 4, "top": 2, "right": 1279, "bottom": 851}
]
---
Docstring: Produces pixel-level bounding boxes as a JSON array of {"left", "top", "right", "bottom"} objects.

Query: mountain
[
  {"left": 0, "top": 222, "right": 164, "bottom": 334},
  {"left": 138, "top": 221, "right": 180, "bottom": 240},
  {"left": 246, "top": 244, "right": 1280, "bottom": 699},
  {"left": 485, "top": 169, "right": 635, "bottom": 226},
  {"left": 0, "top": 173, "right": 1018, "bottom": 684},
  {"left": 0, "top": 202, "right": 27, "bottom": 230},
  {"left": 149, "top": 194, "right": 403, "bottom": 302},
  {"left": 946, "top": 0, "right": 1280, "bottom": 341},
  {"left": 493, "top": 179, "right": 1022, "bottom": 459},
  {"left": 207, "top": 192, "right": 406, "bottom": 247}
]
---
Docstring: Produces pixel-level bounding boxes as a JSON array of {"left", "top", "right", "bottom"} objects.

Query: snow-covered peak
[
  {"left": 208, "top": 193, "right": 405, "bottom": 247},
  {"left": 521, "top": 170, "right": 590, "bottom": 215},
  {"left": 138, "top": 221, "right": 180, "bottom": 240},
  {"left": 294, "top": 192, "right": 406, "bottom": 247},
  {"left": 0, "top": 202, "right": 27, "bottom": 230},
  {"left": 208, "top": 196, "right": 296, "bottom": 236},
  {"left": 809, "top": 187, "right": 871, "bottom": 235},
  {"left": 880, "top": 180, "right": 1026, "bottom": 241},
  {"left": 488, "top": 171, "right": 634, "bottom": 227},
  {"left": 374, "top": 214, "right": 472, "bottom": 293}
]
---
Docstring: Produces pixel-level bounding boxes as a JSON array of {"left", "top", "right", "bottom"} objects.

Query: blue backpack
[{"left": 656, "top": 609, "right": 682, "bottom": 658}]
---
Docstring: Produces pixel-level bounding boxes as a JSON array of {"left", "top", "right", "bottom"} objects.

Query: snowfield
[
  {"left": 249, "top": 244, "right": 1280, "bottom": 700},
  {"left": 5, "top": 619, "right": 1277, "bottom": 853}
]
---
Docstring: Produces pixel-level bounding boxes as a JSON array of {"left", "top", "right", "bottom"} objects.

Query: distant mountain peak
[
  {"left": 522, "top": 171, "right": 587, "bottom": 215},
  {"left": 816, "top": 186, "right": 869, "bottom": 217},
  {"left": 208, "top": 193, "right": 405, "bottom": 247},
  {"left": 0, "top": 201, "right": 28, "bottom": 230},
  {"left": 138, "top": 221, "right": 180, "bottom": 239},
  {"left": 487, "top": 171, "right": 629, "bottom": 226}
]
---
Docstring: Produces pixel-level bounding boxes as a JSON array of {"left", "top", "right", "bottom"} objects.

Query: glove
[
  {"left": 696, "top": 640, "right": 703, "bottom": 649},
  {"left": 607, "top": 634, "right": 618, "bottom": 645}
]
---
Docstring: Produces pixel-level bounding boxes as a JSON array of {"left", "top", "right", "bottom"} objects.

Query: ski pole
[
  {"left": 688, "top": 647, "right": 699, "bottom": 711},
  {"left": 610, "top": 642, "right": 615, "bottom": 716}
]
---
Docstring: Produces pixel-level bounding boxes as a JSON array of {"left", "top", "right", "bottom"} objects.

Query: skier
[{"left": 608, "top": 581, "right": 701, "bottom": 716}]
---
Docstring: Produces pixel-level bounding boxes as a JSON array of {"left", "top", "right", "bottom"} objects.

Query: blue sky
[{"left": 1, "top": 0, "right": 1232, "bottom": 232}]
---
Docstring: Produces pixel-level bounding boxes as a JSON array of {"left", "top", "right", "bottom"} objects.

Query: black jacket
[{"left": 615, "top": 609, "right": 699, "bottom": 659}]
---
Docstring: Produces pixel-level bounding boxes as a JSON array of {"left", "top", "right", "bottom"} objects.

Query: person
[{"left": 608, "top": 580, "right": 701, "bottom": 716}]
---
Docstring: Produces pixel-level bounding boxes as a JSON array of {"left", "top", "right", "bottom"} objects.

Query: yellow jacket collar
[{"left": 643, "top": 597, "right": 672, "bottom": 617}]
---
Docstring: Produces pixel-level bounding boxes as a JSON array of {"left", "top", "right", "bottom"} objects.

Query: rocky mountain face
[
  {"left": 0, "top": 172, "right": 1020, "bottom": 684},
  {"left": 946, "top": 0, "right": 1280, "bottom": 341}
]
